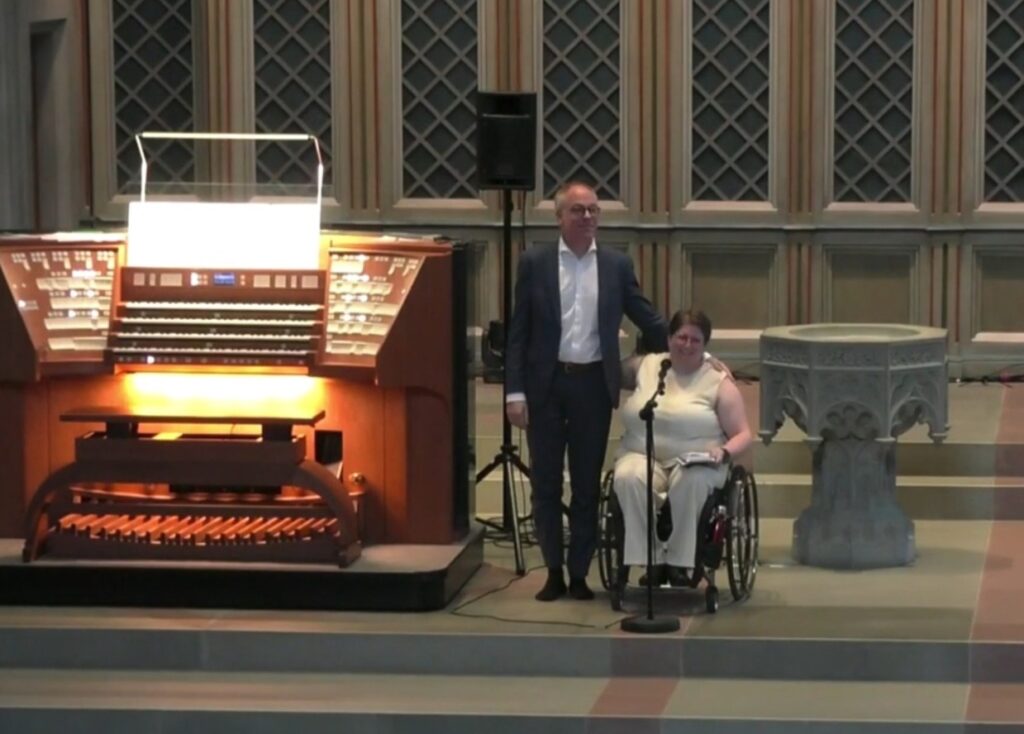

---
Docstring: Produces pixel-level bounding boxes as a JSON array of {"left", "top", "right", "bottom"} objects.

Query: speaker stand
[{"left": 474, "top": 189, "right": 529, "bottom": 576}]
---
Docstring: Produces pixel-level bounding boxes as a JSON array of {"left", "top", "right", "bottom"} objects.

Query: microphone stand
[{"left": 621, "top": 359, "right": 680, "bottom": 634}]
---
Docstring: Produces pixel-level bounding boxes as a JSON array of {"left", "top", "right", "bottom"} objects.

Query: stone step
[
  {"left": 472, "top": 380, "right": 1024, "bottom": 481},
  {"left": 0, "top": 668, "right": 1008, "bottom": 733},
  {"left": 732, "top": 474, "right": 1024, "bottom": 521},
  {"left": 474, "top": 473, "right": 1024, "bottom": 521},
  {"left": 0, "top": 518, "right": 1019, "bottom": 729},
  {"left": 472, "top": 435, "right": 1024, "bottom": 478},
  {"left": 0, "top": 608, "right": 1017, "bottom": 684}
]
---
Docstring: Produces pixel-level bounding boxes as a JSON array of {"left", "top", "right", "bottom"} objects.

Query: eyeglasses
[
  {"left": 672, "top": 334, "right": 704, "bottom": 345},
  {"left": 567, "top": 204, "right": 601, "bottom": 217}
]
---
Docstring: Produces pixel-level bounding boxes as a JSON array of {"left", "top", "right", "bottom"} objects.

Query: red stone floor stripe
[
  {"left": 966, "top": 683, "right": 1024, "bottom": 724},
  {"left": 994, "top": 386, "right": 1024, "bottom": 444},
  {"left": 970, "top": 521, "right": 1024, "bottom": 643},
  {"left": 588, "top": 676, "right": 679, "bottom": 718},
  {"left": 995, "top": 384, "right": 1024, "bottom": 483},
  {"left": 968, "top": 387, "right": 1024, "bottom": 722},
  {"left": 975, "top": 387, "right": 1024, "bottom": 639},
  {"left": 586, "top": 617, "right": 689, "bottom": 729}
]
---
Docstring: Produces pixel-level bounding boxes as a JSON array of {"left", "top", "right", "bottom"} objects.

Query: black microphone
[{"left": 641, "top": 359, "right": 672, "bottom": 421}]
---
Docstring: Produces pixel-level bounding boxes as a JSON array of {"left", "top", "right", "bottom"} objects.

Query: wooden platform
[{"left": 0, "top": 528, "right": 482, "bottom": 611}]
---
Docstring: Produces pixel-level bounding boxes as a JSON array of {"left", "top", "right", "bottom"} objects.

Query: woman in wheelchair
[{"left": 612, "top": 309, "right": 752, "bottom": 591}]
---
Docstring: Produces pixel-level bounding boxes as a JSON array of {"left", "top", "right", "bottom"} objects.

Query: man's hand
[
  {"left": 506, "top": 400, "right": 529, "bottom": 429},
  {"left": 706, "top": 354, "right": 734, "bottom": 382}
]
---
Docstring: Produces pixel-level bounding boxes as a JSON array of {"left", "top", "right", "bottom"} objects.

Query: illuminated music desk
[{"left": 23, "top": 405, "right": 362, "bottom": 567}]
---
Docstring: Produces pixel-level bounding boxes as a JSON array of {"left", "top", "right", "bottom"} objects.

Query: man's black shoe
[
  {"left": 535, "top": 570, "right": 567, "bottom": 601},
  {"left": 568, "top": 577, "right": 595, "bottom": 600}
]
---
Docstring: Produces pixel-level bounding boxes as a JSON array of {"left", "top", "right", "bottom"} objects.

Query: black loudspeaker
[
  {"left": 476, "top": 91, "right": 537, "bottom": 191},
  {"left": 314, "top": 430, "right": 343, "bottom": 465}
]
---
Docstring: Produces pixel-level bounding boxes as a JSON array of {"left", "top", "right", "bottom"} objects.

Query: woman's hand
[{"left": 707, "top": 446, "right": 729, "bottom": 465}]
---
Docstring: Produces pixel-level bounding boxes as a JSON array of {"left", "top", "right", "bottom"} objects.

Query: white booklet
[{"left": 674, "top": 451, "right": 716, "bottom": 468}]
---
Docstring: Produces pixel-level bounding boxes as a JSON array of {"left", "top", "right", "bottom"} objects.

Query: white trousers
[{"left": 612, "top": 452, "right": 727, "bottom": 568}]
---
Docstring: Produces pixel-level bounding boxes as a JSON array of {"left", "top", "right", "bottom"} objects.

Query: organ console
[{"left": 0, "top": 231, "right": 472, "bottom": 574}]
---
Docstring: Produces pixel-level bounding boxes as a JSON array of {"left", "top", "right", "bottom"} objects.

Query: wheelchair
[{"left": 597, "top": 464, "right": 759, "bottom": 614}]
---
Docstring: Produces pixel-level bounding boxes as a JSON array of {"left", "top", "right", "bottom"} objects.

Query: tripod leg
[
  {"left": 508, "top": 451, "right": 531, "bottom": 478},
  {"left": 504, "top": 457, "right": 526, "bottom": 575},
  {"left": 475, "top": 454, "right": 503, "bottom": 484}
]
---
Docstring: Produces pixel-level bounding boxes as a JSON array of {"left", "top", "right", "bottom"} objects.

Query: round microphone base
[{"left": 620, "top": 614, "right": 680, "bottom": 634}]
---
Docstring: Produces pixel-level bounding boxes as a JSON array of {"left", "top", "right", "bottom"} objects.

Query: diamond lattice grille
[
  {"left": 691, "top": 0, "right": 771, "bottom": 201},
  {"left": 542, "top": 0, "right": 621, "bottom": 200},
  {"left": 254, "top": 0, "right": 332, "bottom": 192},
  {"left": 985, "top": 0, "right": 1024, "bottom": 202},
  {"left": 401, "top": 0, "right": 478, "bottom": 199},
  {"left": 833, "top": 0, "right": 914, "bottom": 202},
  {"left": 112, "top": 0, "right": 195, "bottom": 194}
]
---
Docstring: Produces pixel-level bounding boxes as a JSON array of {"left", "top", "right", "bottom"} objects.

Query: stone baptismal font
[{"left": 759, "top": 324, "right": 948, "bottom": 569}]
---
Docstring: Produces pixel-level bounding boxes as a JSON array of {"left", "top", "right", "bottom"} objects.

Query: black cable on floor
[{"left": 448, "top": 560, "right": 630, "bottom": 629}]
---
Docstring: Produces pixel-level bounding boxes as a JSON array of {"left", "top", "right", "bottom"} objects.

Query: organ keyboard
[{"left": 109, "top": 267, "right": 325, "bottom": 368}]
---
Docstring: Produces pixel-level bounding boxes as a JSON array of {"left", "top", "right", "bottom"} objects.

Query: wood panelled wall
[{"left": 0, "top": 0, "right": 1023, "bottom": 376}]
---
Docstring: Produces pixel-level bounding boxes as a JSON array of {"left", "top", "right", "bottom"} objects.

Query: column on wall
[
  {"left": 0, "top": 0, "right": 89, "bottom": 231},
  {"left": 194, "top": 0, "right": 253, "bottom": 197},
  {"left": 0, "top": 1, "right": 35, "bottom": 230}
]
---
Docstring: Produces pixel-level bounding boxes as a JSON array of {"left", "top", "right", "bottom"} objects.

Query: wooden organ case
[{"left": 0, "top": 233, "right": 472, "bottom": 573}]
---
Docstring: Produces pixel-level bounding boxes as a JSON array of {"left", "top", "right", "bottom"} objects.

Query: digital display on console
[{"left": 212, "top": 272, "right": 236, "bottom": 286}]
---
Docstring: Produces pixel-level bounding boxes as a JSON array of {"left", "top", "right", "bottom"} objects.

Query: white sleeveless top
[{"left": 619, "top": 353, "right": 727, "bottom": 462}]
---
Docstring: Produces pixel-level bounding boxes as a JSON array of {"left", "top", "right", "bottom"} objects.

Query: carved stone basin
[
  {"left": 759, "top": 323, "right": 949, "bottom": 569},
  {"left": 787, "top": 324, "right": 928, "bottom": 341}
]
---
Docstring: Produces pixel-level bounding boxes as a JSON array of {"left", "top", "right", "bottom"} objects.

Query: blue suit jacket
[{"left": 505, "top": 243, "right": 668, "bottom": 409}]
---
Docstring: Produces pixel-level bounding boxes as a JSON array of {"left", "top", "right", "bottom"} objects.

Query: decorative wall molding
[{"left": 2, "top": 0, "right": 1023, "bottom": 374}]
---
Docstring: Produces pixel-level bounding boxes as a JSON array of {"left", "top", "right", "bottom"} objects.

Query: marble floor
[
  {"left": 1, "top": 380, "right": 1024, "bottom": 731},
  {"left": 1, "top": 516, "right": 1023, "bottom": 731}
]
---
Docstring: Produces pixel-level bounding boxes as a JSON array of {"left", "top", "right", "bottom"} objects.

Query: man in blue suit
[{"left": 505, "top": 181, "right": 668, "bottom": 601}]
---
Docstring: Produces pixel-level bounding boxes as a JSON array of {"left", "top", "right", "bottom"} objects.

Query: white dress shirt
[
  {"left": 506, "top": 237, "right": 601, "bottom": 404},
  {"left": 557, "top": 237, "right": 601, "bottom": 364}
]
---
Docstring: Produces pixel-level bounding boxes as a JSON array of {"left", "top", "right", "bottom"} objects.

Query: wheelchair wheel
[
  {"left": 597, "top": 471, "right": 625, "bottom": 605},
  {"left": 705, "top": 584, "right": 719, "bottom": 614},
  {"left": 725, "top": 467, "right": 759, "bottom": 601}
]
